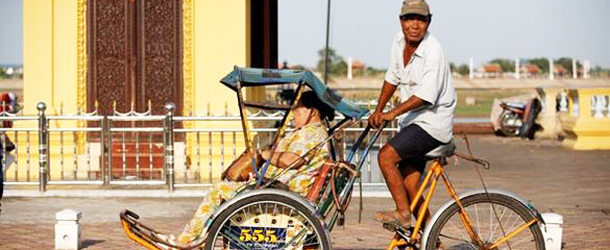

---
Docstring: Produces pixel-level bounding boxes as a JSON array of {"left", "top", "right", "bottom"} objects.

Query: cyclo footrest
[{"left": 120, "top": 209, "right": 205, "bottom": 250}]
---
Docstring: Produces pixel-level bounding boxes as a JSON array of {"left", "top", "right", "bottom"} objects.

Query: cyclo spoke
[
  {"left": 447, "top": 217, "right": 471, "bottom": 243},
  {"left": 438, "top": 233, "right": 475, "bottom": 246},
  {"left": 436, "top": 201, "right": 538, "bottom": 250},
  {"left": 284, "top": 227, "right": 309, "bottom": 249}
]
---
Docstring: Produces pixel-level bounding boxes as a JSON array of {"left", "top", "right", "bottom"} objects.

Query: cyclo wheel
[
  {"left": 424, "top": 193, "right": 545, "bottom": 250},
  {"left": 205, "top": 189, "right": 332, "bottom": 250}
]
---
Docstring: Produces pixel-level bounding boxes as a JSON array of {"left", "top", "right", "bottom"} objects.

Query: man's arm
[
  {"left": 368, "top": 81, "right": 397, "bottom": 128},
  {"left": 380, "top": 95, "right": 427, "bottom": 122},
  {"left": 374, "top": 81, "right": 397, "bottom": 113}
]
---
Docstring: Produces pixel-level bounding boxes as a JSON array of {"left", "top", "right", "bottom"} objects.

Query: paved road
[{"left": 1, "top": 135, "right": 609, "bottom": 249}]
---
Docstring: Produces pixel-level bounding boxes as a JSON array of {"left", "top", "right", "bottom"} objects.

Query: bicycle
[{"left": 384, "top": 137, "right": 546, "bottom": 250}]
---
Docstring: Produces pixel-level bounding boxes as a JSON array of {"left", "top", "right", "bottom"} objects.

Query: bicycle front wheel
[
  {"left": 425, "top": 193, "right": 545, "bottom": 250},
  {"left": 205, "top": 190, "right": 332, "bottom": 250}
]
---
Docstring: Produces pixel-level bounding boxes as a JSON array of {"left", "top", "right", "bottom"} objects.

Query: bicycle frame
[
  {"left": 387, "top": 158, "right": 540, "bottom": 250},
  {"left": 320, "top": 125, "right": 385, "bottom": 230}
]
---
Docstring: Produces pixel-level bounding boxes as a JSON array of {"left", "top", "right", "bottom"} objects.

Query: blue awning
[{"left": 220, "top": 67, "right": 368, "bottom": 119}]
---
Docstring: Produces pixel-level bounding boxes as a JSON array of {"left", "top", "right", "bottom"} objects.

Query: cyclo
[{"left": 120, "top": 67, "right": 547, "bottom": 250}]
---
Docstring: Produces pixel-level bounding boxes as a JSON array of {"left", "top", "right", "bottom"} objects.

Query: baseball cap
[{"left": 400, "top": 0, "right": 430, "bottom": 17}]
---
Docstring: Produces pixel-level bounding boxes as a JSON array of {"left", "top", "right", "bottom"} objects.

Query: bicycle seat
[
  {"left": 425, "top": 139, "right": 455, "bottom": 159},
  {"left": 504, "top": 102, "right": 526, "bottom": 109}
]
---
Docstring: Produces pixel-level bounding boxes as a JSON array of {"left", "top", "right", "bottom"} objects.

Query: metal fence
[{"left": 3, "top": 102, "right": 396, "bottom": 192}]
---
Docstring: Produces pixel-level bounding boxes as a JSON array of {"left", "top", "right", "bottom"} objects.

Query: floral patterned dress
[{"left": 177, "top": 122, "right": 329, "bottom": 244}]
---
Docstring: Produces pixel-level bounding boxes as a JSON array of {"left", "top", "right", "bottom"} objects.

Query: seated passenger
[{"left": 162, "top": 90, "right": 334, "bottom": 247}]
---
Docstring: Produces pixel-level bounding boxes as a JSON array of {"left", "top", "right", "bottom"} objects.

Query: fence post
[
  {"left": 101, "top": 116, "right": 109, "bottom": 187},
  {"left": 37, "top": 102, "right": 48, "bottom": 192},
  {"left": 165, "top": 102, "right": 175, "bottom": 193}
]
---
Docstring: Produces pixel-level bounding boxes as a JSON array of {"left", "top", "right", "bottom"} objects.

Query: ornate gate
[
  {"left": 87, "top": 0, "right": 183, "bottom": 179},
  {"left": 87, "top": 0, "right": 183, "bottom": 116}
]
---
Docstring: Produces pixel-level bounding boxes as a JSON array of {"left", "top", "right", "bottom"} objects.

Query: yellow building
[{"left": 19, "top": 0, "right": 279, "bottom": 184}]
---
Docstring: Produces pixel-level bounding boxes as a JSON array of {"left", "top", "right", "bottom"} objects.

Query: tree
[
  {"left": 591, "top": 65, "right": 610, "bottom": 78},
  {"left": 489, "top": 58, "right": 515, "bottom": 72},
  {"left": 364, "top": 66, "right": 386, "bottom": 77},
  {"left": 316, "top": 47, "right": 347, "bottom": 79},
  {"left": 527, "top": 58, "right": 550, "bottom": 74},
  {"left": 457, "top": 64, "right": 469, "bottom": 76},
  {"left": 555, "top": 57, "right": 582, "bottom": 74},
  {"left": 451, "top": 63, "right": 469, "bottom": 76}
]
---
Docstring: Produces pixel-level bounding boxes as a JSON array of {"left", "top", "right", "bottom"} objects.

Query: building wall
[
  {"left": 192, "top": 0, "right": 251, "bottom": 118},
  {"left": 24, "top": 0, "right": 79, "bottom": 115},
  {"left": 21, "top": 0, "right": 254, "bottom": 182},
  {"left": 24, "top": 0, "right": 251, "bottom": 116}
]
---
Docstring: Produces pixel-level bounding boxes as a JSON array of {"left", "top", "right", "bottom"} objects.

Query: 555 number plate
[{"left": 228, "top": 226, "right": 287, "bottom": 250}]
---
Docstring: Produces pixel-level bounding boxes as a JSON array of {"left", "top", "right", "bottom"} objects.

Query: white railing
[{"left": 2, "top": 102, "right": 399, "bottom": 192}]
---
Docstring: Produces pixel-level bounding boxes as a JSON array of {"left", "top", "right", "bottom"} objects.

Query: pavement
[{"left": 1, "top": 135, "right": 610, "bottom": 249}]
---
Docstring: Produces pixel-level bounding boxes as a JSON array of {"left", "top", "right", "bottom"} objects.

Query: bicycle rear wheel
[
  {"left": 205, "top": 190, "right": 331, "bottom": 250},
  {"left": 424, "top": 193, "right": 545, "bottom": 250}
]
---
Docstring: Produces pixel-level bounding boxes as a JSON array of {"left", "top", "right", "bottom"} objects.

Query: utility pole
[{"left": 323, "top": 0, "right": 332, "bottom": 85}]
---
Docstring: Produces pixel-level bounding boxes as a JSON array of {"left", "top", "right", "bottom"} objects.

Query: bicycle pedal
[
  {"left": 382, "top": 222, "right": 397, "bottom": 232},
  {"left": 382, "top": 223, "right": 410, "bottom": 235}
]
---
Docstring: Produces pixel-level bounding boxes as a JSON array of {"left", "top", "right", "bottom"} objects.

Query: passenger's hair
[{"left": 299, "top": 91, "right": 335, "bottom": 121}]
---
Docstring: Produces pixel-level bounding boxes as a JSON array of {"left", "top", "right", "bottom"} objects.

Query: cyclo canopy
[{"left": 220, "top": 66, "right": 368, "bottom": 119}]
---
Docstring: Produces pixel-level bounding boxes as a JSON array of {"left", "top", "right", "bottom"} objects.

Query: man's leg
[
  {"left": 375, "top": 124, "right": 441, "bottom": 227},
  {"left": 378, "top": 144, "right": 410, "bottom": 213},
  {"left": 400, "top": 164, "right": 431, "bottom": 227}
]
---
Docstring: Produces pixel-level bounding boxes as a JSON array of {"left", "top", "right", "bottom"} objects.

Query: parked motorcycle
[{"left": 497, "top": 98, "right": 541, "bottom": 139}]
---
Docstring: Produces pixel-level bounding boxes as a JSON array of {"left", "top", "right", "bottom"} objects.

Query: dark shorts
[{"left": 388, "top": 124, "right": 442, "bottom": 173}]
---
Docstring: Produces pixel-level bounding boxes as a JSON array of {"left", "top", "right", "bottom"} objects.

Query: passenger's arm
[{"left": 260, "top": 150, "right": 307, "bottom": 169}]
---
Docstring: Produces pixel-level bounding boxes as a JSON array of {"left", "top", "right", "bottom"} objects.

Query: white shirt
[{"left": 384, "top": 32, "right": 456, "bottom": 143}]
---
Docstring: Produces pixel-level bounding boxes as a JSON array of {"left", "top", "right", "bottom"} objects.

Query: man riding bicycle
[{"left": 368, "top": 0, "right": 456, "bottom": 229}]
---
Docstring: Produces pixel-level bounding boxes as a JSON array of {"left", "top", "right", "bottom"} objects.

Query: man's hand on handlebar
[{"left": 368, "top": 111, "right": 395, "bottom": 129}]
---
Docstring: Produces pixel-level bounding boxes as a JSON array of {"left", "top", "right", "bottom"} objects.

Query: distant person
[
  {"left": 368, "top": 0, "right": 456, "bottom": 228},
  {"left": 0, "top": 92, "right": 18, "bottom": 213}
]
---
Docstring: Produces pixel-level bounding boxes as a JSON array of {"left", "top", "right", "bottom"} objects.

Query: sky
[
  {"left": 1, "top": 0, "right": 609, "bottom": 68},
  {"left": 279, "top": 0, "right": 610, "bottom": 69},
  {"left": 0, "top": 0, "right": 23, "bottom": 65}
]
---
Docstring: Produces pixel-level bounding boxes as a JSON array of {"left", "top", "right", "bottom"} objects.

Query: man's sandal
[{"left": 373, "top": 210, "right": 411, "bottom": 229}]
